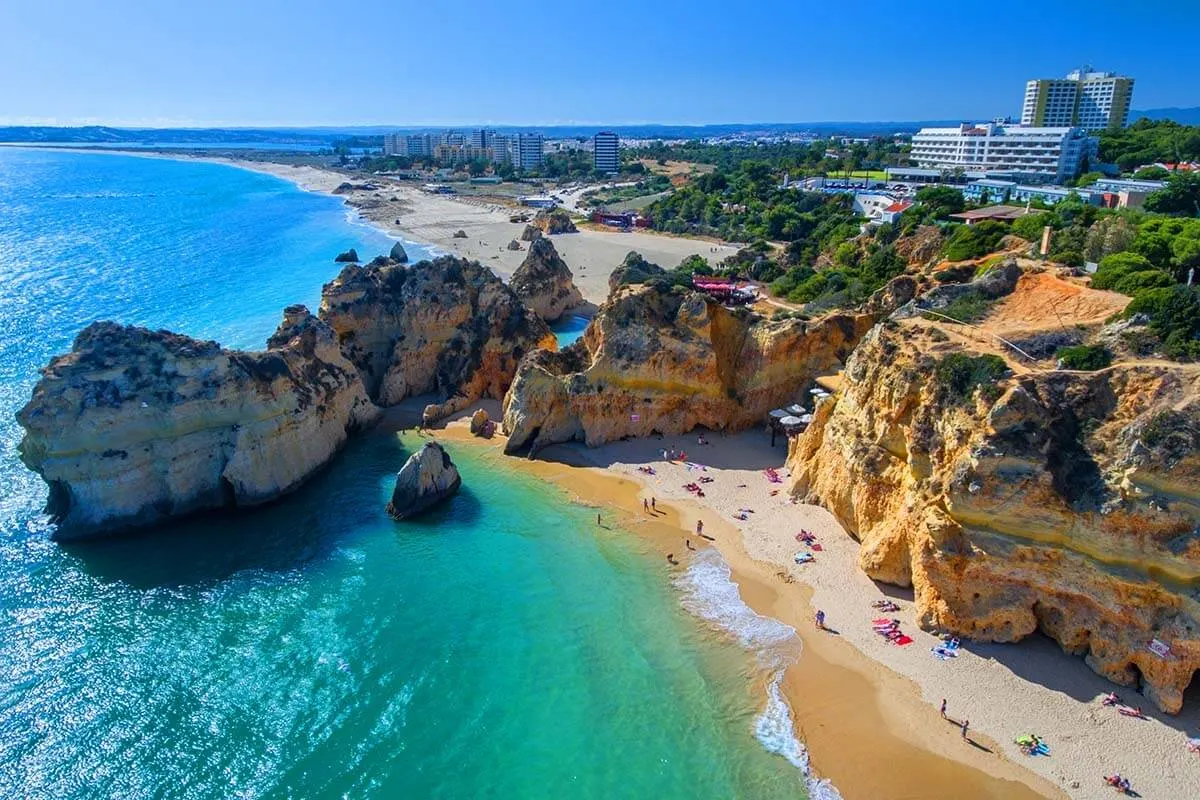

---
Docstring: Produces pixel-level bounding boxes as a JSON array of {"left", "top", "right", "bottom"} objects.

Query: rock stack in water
[
  {"left": 17, "top": 305, "right": 379, "bottom": 540},
  {"left": 386, "top": 442, "right": 461, "bottom": 519},
  {"left": 509, "top": 238, "right": 584, "bottom": 322}
]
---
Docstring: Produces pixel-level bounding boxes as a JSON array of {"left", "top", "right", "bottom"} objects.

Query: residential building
[
  {"left": 1021, "top": 67, "right": 1135, "bottom": 130},
  {"left": 383, "top": 133, "right": 434, "bottom": 158},
  {"left": 909, "top": 122, "right": 1094, "bottom": 184},
  {"left": 490, "top": 134, "right": 512, "bottom": 164},
  {"left": 593, "top": 131, "right": 620, "bottom": 174},
  {"left": 513, "top": 133, "right": 544, "bottom": 171},
  {"left": 470, "top": 128, "right": 495, "bottom": 149},
  {"left": 962, "top": 179, "right": 1099, "bottom": 207}
]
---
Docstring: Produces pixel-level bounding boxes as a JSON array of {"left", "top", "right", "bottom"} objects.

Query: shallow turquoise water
[
  {"left": 0, "top": 149, "right": 807, "bottom": 798},
  {"left": 550, "top": 312, "right": 591, "bottom": 347}
]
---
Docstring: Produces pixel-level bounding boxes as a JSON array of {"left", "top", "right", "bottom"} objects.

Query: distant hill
[{"left": 1130, "top": 107, "right": 1200, "bottom": 125}]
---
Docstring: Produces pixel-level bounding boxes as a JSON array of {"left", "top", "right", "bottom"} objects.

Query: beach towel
[
  {"left": 793, "top": 553, "right": 814, "bottom": 564},
  {"left": 892, "top": 635, "right": 913, "bottom": 646},
  {"left": 932, "top": 646, "right": 957, "bottom": 658},
  {"left": 811, "top": 543, "right": 823, "bottom": 551},
  {"left": 872, "top": 618, "right": 895, "bottom": 626}
]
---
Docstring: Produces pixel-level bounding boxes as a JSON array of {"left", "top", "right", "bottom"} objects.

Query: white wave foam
[{"left": 675, "top": 548, "right": 843, "bottom": 800}]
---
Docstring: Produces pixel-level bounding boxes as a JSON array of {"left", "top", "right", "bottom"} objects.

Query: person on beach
[
  {"left": 686, "top": 539, "right": 694, "bottom": 550},
  {"left": 815, "top": 610, "right": 825, "bottom": 630},
  {"left": 643, "top": 498, "right": 649, "bottom": 513},
  {"left": 597, "top": 513, "right": 601, "bottom": 526},
  {"left": 696, "top": 519, "right": 704, "bottom": 536},
  {"left": 960, "top": 719, "right": 969, "bottom": 739},
  {"left": 651, "top": 498, "right": 657, "bottom": 511},
  {"left": 940, "top": 699, "right": 947, "bottom": 719}
]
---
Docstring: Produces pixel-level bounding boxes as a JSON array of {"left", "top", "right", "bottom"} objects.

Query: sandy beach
[
  {"left": 411, "top": 402, "right": 1200, "bottom": 800},
  {"left": 221, "top": 159, "right": 741, "bottom": 305}
]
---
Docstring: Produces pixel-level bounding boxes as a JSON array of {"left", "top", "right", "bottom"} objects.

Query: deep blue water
[{"left": 0, "top": 149, "right": 810, "bottom": 799}]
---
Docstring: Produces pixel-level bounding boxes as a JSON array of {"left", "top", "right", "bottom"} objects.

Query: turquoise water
[
  {"left": 550, "top": 312, "right": 592, "bottom": 347},
  {"left": 0, "top": 149, "right": 810, "bottom": 798}
]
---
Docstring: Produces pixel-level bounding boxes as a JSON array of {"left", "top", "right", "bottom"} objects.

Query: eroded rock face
[
  {"left": 17, "top": 306, "right": 379, "bottom": 540},
  {"left": 786, "top": 320, "right": 1200, "bottom": 712},
  {"left": 318, "top": 255, "right": 556, "bottom": 419},
  {"left": 533, "top": 208, "right": 577, "bottom": 235},
  {"left": 501, "top": 283, "right": 874, "bottom": 453},
  {"left": 520, "top": 224, "right": 542, "bottom": 242},
  {"left": 509, "top": 239, "right": 584, "bottom": 322},
  {"left": 389, "top": 242, "right": 408, "bottom": 263},
  {"left": 386, "top": 441, "right": 461, "bottom": 519}
]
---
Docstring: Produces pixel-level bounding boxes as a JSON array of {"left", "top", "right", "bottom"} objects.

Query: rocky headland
[
  {"left": 501, "top": 278, "right": 882, "bottom": 454},
  {"left": 17, "top": 306, "right": 378, "bottom": 540},
  {"left": 509, "top": 238, "right": 585, "bottom": 322},
  {"left": 786, "top": 277, "right": 1200, "bottom": 712},
  {"left": 317, "top": 254, "right": 556, "bottom": 420}
]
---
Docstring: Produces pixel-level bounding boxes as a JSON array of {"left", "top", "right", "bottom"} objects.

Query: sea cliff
[
  {"left": 318, "top": 254, "right": 556, "bottom": 419},
  {"left": 501, "top": 282, "right": 877, "bottom": 453},
  {"left": 17, "top": 306, "right": 378, "bottom": 540},
  {"left": 786, "top": 317, "right": 1200, "bottom": 712}
]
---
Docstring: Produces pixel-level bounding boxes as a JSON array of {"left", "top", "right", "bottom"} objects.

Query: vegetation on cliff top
[{"left": 934, "top": 353, "right": 1008, "bottom": 403}]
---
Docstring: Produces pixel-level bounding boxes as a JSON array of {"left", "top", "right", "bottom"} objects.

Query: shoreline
[
  {"left": 419, "top": 410, "right": 1062, "bottom": 800},
  {"left": 421, "top": 404, "right": 1200, "bottom": 800},
  {"left": 0, "top": 144, "right": 741, "bottom": 306}
]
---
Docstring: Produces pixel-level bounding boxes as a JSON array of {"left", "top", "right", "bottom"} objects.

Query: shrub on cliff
[
  {"left": 942, "top": 221, "right": 1008, "bottom": 262},
  {"left": 1056, "top": 344, "right": 1113, "bottom": 371},
  {"left": 1123, "top": 285, "right": 1200, "bottom": 360},
  {"left": 1091, "top": 252, "right": 1172, "bottom": 294},
  {"left": 934, "top": 353, "right": 1008, "bottom": 403}
]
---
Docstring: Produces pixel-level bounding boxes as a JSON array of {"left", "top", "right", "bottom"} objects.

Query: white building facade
[{"left": 909, "top": 122, "right": 1094, "bottom": 184}]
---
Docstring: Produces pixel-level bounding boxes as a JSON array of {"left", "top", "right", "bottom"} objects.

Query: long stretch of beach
[
  {"left": 239, "top": 159, "right": 1200, "bottom": 799},
  {"left": 223, "top": 159, "right": 741, "bottom": 306}
]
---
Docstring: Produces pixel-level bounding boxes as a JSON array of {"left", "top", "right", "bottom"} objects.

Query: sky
[{"left": 2, "top": 0, "right": 1198, "bottom": 128}]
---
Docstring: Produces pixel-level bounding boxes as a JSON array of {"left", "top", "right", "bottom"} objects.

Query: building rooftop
[{"left": 949, "top": 205, "right": 1030, "bottom": 222}]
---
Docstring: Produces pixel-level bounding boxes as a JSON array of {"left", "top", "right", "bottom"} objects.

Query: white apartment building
[
  {"left": 1021, "top": 67, "right": 1134, "bottom": 130},
  {"left": 383, "top": 133, "right": 434, "bottom": 157},
  {"left": 909, "top": 122, "right": 1093, "bottom": 184}
]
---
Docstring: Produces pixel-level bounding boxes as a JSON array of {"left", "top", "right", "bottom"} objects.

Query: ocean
[{"left": 0, "top": 148, "right": 815, "bottom": 798}]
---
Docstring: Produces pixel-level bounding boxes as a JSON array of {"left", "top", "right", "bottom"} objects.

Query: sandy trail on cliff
[
  {"left": 219, "top": 159, "right": 741, "bottom": 306},
  {"left": 532, "top": 428, "right": 1200, "bottom": 800}
]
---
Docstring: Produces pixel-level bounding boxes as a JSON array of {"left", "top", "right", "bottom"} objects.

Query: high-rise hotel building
[
  {"left": 593, "top": 131, "right": 620, "bottom": 174},
  {"left": 1021, "top": 67, "right": 1134, "bottom": 131}
]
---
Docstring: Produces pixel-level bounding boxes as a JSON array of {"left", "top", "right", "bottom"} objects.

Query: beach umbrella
[
  {"left": 779, "top": 416, "right": 803, "bottom": 426},
  {"left": 768, "top": 409, "right": 788, "bottom": 419},
  {"left": 786, "top": 404, "right": 807, "bottom": 415}
]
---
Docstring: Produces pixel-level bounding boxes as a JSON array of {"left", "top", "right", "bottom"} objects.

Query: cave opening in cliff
[
  {"left": 1185, "top": 669, "right": 1200, "bottom": 712},
  {"left": 220, "top": 477, "right": 238, "bottom": 509},
  {"left": 44, "top": 480, "right": 71, "bottom": 523}
]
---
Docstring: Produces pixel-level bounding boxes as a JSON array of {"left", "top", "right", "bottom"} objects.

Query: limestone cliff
[
  {"left": 17, "top": 306, "right": 379, "bottom": 540},
  {"left": 386, "top": 442, "right": 461, "bottom": 519},
  {"left": 509, "top": 238, "right": 584, "bottom": 322},
  {"left": 318, "top": 255, "right": 556, "bottom": 418},
  {"left": 786, "top": 320, "right": 1200, "bottom": 712},
  {"left": 502, "top": 283, "right": 875, "bottom": 453}
]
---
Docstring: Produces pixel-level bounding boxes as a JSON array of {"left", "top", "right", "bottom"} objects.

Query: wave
[{"left": 675, "top": 548, "right": 842, "bottom": 800}]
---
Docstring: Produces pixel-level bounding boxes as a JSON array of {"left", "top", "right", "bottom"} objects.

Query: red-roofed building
[{"left": 880, "top": 200, "right": 913, "bottom": 223}]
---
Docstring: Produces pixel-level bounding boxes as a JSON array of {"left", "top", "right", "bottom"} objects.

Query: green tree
[
  {"left": 1011, "top": 212, "right": 1052, "bottom": 243},
  {"left": 1143, "top": 172, "right": 1200, "bottom": 216},
  {"left": 1133, "top": 165, "right": 1171, "bottom": 180}
]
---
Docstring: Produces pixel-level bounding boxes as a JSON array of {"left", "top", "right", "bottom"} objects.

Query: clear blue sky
[{"left": 2, "top": 0, "right": 1197, "bottom": 127}]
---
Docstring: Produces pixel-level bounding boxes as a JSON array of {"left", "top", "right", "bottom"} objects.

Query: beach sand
[
  {"left": 224, "top": 160, "right": 741, "bottom": 306},
  {"left": 412, "top": 403, "right": 1200, "bottom": 800}
]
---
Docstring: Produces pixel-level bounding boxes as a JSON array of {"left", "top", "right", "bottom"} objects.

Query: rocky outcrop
[
  {"left": 509, "top": 239, "right": 584, "bottom": 322},
  {"left": 469, "top": 408, "right": 493, "bottom": 437},
  {"left": 386, "top": 442, "right": 461, "bottom": 519},
  {"left": 786, "top": 319, "right": 1200, "bottom": 712},
  {"left": 608, "top": 252, "right": 665, "bottom": 294},
  {"left": 501, "top": 283, "right": 875, "bottom": 453},
  {"left": 506, "top": 240, "right": 522, "bottom": 251},
  {"left": 453, "top": 229, "right": 468, "bottom": 239},
  {"left": 318, "top": 255, "right": 556, "bottom": 419},
  {"left": 389, "top": 242, "right": 408, "bottom": 263},
  {"left": 17, "top": 306, "right": 379, "bottom": 540},
  {"left": 334, "top": 248, "right": 360, "bottom": 263},
  {"left": 520, "top": 224, "right": 542, "bottom": 242},
  {"left": 533, "top": 208, "right": 577, "bottom": 235}
]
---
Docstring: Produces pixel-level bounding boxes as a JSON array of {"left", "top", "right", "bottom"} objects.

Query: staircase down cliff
[
  {"left": 786, "top": 319, "right": 1200, "bottom": 712},
  {"left": 509, "top": 238, "right": 584, "bottom": 322},
  {"left": 17, "top": 306, "right": 379, "bottom": 540},
  {"left": 318, "top": 255, "right": 556, "bottom": 419},
  {"left": 501, "top": 282, "right": 877, "bottom": 453}
]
